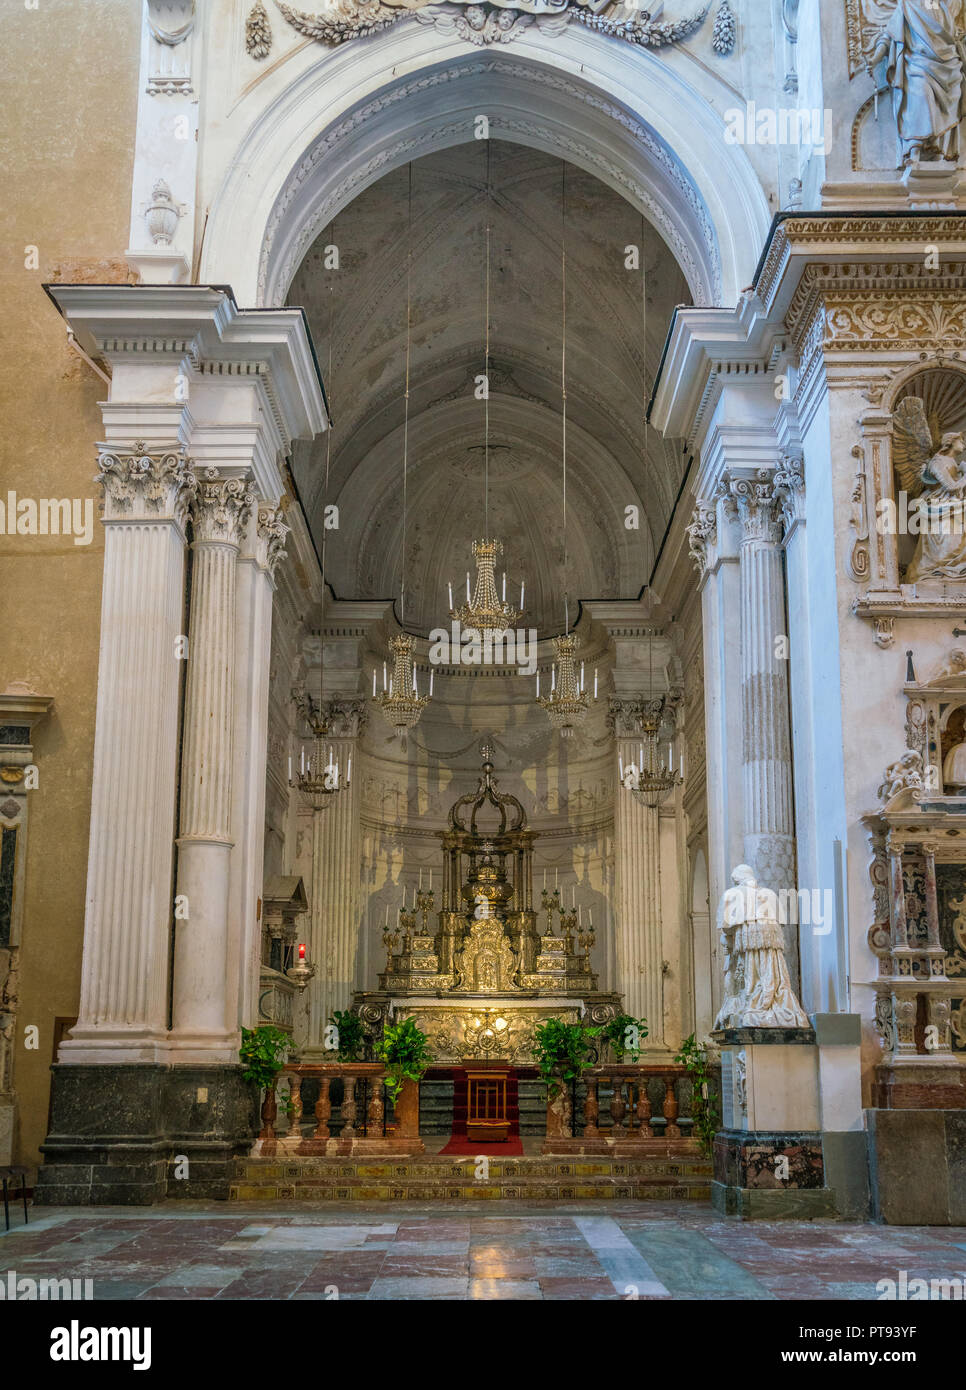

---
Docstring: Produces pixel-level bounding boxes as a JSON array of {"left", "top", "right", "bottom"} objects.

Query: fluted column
[
  {"left": 171, "top": 470, "right": 254, "bottom": 1056},
  {"left": 724, "top": 471, "right": 796, "bottom": 897},
  {"left": 305, "top": 701, "right": 366, "bottom": 1052},
  {"left": 612, "top": 702, "right": 664, "bottom": 1042},
  {"left": 61, "top": 442, "right": 195, "bottom": 1063},
  {"left": 231, "top": 505, "right": 289, "bottom": 1029}
]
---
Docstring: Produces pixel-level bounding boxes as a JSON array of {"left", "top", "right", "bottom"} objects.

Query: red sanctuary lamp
[{"left": 287, "top": 941, "right": 316, "bottom": 992}]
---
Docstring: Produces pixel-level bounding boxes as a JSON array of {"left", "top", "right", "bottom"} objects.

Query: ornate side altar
[{"left": 355, "top": 747, "right": 621, "bottom": 1063}]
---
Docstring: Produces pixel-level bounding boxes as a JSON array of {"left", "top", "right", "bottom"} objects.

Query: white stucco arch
[{"left": 199, "top": 26, "right": 771, "bottom": 308}]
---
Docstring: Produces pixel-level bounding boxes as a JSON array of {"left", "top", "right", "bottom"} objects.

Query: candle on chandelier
[
  {"left": 384, "top": 903, "right": 389, "bottom": 925},
  {"left": 300, "top": 746, "right": 305, "bottom": 774},
  {"left": 502, "top": 571, "right": 506, "bottom": 601},
  {"left": 429, "top": 869, "right": 432, "bottom": 891},
  {"left": 618, "top": 752, "right": 624, "bottom": 779},
  {"left": 536, "top": 671, "right": 540, "bottom": 697},
  {"left": 347, "top": 755, "right": 352, "bottom": 785},
  {"left": 580, "top": 661, "right": 585, "bottom": 692},
  {"left": 383, "top": 661, "right": 388, "bottom": 692},
  {"left": 543, "top": 869, "right": 547, "bottom": 890},
  {"left": 555, "top": 868, "right": 558, "bottom": 888},
  {"left": 448, "top": 581, "right": 453, "bottom": 609},
  {"left": 413, "top": 666, "right": 418, "bottom": 695},
  {"left": 429, "top": 670, "right": 434, "bottom": 696},
  {"left": 572, "top": 884, "right": 576, "bottom": 909},
  {"left": 520, "top": 580, "right": 525, "bottom": 608},
  {"left": 680, "top": 754, "right": 684, "bottom": 778},
  {"left": 288, "top": 755, "right": 292, "bottom": 781},
  {"left": 594, "top": 668, "right": 598, "bottom": 700},
  {"left": 578, "top": 905, "right": 582, "bottom": 925},
  {"left": 419, "top": 868, "right": 423, "bottom": 889},
  {"left": 466, "top": 571, "right": 471, "bottom": 602},
  {"left": 372, "top": 669, "right": 377, "bottom": 698},
  {"left": 588, "top": 909, "right": 593, "bottom": 927},
  {"left": 551, "top": 666, "right": 556, "bottom": 694}
]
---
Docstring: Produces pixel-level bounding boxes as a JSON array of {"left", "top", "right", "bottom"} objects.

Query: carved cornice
[
  {"left": 319, "top": 698, "right": 368, "bottom": 740},
  {"left": 95, "top": 441, "right": 196, "bottom": 527},
  {"left": 192, "top": 470, "right": 256, "bottom": 546}
]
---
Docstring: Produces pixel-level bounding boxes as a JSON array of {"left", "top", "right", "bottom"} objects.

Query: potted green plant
[
  {"left": 600, "top": 1013, "right": 649, "bottom": 1062},
  {"left": 327, "top": 1008, "right": 365, "bottom": 1062},
  {"left": 675, "top": 1033, "right": 719, "bottom": 1157},
  {"left": 239, "top": 1025, "right": 292, "bottom": 1136},
  {"left": 532, "top": 1018, "right": 600, "bottom": 1096},
  {"left": 375, "top": 1017, "right": 432, "bottom": 1108}
]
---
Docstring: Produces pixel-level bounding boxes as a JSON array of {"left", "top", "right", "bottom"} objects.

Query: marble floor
[{"left": 3, "top": 1203, "right": 966, "bottom": 1300}]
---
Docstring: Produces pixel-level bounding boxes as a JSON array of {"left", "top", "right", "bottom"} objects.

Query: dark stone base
[
  {"left": 873, "top": 1062, "right": 966, "bottom": 1110},
  {"left": 35, "top": 1064, "right": 258, "bottom": 1206},
  {"left": 822, "top": 1130, "right": 871, "bottom": 1221},
  {"left": 711, "top": 1027, "right": 816, "bottom": 1047},
  {"left": 867, "top": 1108, "right": 966, "bottom": 1225},
  {"left": 711, "top": 1181, "right": 836, "bottom": 1219},
  {"left": 712, "top": 1129, "right": 835, "bottom": 1219}
]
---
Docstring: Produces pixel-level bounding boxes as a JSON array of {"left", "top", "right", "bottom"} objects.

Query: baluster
[
  {"left": 287, "top": 1073, "right": 303, "bottom": 1142},
  {"left": 259, "top": 1086, "right": 277, "bottom": 1140},
  {"left": 314, "top": 1077, "right": 331, "bottom": 1139},
  {"left": 368, "top": 1075, "right": 384, "bottom": 1135},
  {"left": 610, "top": 1077, "right": 626, "bottom": 1136},
  {"left": 342, "top": 1075, "right": 358, "bottom": 1137},
  {"left": 663, "top": 1074, "right": 681, "bottom": 1138},
  {"left": 636, "top": 1074, "right": 654, "bottom": 1138},
  {"left": 584, "top": 1076, "right": 600, "bottom": 1138}
]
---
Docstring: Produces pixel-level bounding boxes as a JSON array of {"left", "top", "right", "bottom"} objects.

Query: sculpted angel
[
  {"left": 866, "top": 0, "right": 966, "bottom": 166},
  {"left": 891, "top": 394, "right": 966, "bottom": 582}
]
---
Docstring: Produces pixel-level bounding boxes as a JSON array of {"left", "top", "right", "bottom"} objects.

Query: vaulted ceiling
[{"left": 288, "top": 141, "right": 691, "bottom": 636}]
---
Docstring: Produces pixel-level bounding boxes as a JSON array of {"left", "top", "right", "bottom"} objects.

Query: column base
[
  {"left": 711, "top": 1129, "right": 836, "bottom": 1220},
  {"left": 35, "top": 1063, "right": 257, "bottom": 1205},
  {"left": 866, "top": 1108, "right": 966, "bottom": 1225}
]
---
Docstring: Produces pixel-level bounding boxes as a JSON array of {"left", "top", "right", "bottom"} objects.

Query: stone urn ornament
[{"left": 144, "top": 179, "right": 184, "bottom": 247}]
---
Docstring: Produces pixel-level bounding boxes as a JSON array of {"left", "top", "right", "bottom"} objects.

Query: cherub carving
[
  {"left": 877, "top": 749, "right": 925, "bottom": 802},
  {"left": 892, "top": 395, "right": 966, "bottom": 581}
]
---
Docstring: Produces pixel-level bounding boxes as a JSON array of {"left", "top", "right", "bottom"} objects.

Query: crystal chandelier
[
  {"left": 536, "top": 631, "right": 597, "bottom": 739},
  {"left": 449, "top": 537, "right": 523, "bottom": 631},
  {"left": 375, "top": 631, "right": 431, "bottom": 732},
  {"left": 620, "top": 700, "right": 682, "bottom": 810},
  {"left": 289, "top": 689, "right": 349, "bottom": 811}
]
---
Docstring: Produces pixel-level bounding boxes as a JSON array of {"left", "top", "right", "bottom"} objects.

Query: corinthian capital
[
  {"left": 257, "top": 505, "right": 290, "bottom": 578},
  {"left": 686, "top": 502, "right": 717, "bottom": 576},
  {"left": 192, "top": 469, "right": 255, "bottom": 545},
  {"left": 721, "top": 469, "right": 782, "bottom": 544},
  {"left": 773, "top": 452, "right": 806, "bottom": 533},
  {"left": 95, "top": 440, "right": 196, "bottom": 526}
]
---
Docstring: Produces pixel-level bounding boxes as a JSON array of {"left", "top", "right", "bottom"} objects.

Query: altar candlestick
[
  {"left": 419, "top": 868, "right": 423, "bottom": 889},
  {"left": 543, "top": 869, "right": 547, "bottom": 890},
  {"left": 588, "top": 909, "right": 593, "bottom": 927},
  {"left": 572, "top": 884, "right": 576, "bottom": 909},
  {"left": 578, "top": 905, "right": 582, "bottom": 925},
  {"left": 554, "top": 868, "right": 558, "bottom": 888},
  {"left": 384, "top": 904, "right": 389, "bottom": 925}
]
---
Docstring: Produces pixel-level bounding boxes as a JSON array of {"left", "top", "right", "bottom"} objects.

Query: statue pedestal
[
  {"left": 902, "top": 159, "right": 965, "bottom": 209},
  {"left": 711, "top": 1026, "right": 835, "bottom": 1219}
]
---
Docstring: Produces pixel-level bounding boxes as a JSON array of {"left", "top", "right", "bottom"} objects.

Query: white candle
[
  {"left": 680, "top": 754, "right": 684, "bottom": 777},
  {"left": 639, "top": 744, "right": 644, "bottom": 768},
  {"left": 466, "top": 572, "right": 471, "bottom": 602},
  {"left": 300, "top": 747, "right": 305, "bottom": 774},
  {"left": 502, "top": 571, "right": 506, "bottom": 601},
  {"left": 536, "top": 671, "right": 540, "bottom": 697},
  {"left": 594, "top": 668, "right": 598, "bottom": 700},
  {"left": 618, "top": 753, "right": 623, "bottom": 778},
  {"left": 520, "top": 581, "right": 525, "bottom": 608},
  {"left": 578, "top": 905, "right": 582, "bottom": 925},
  {"left": 572, "top": 884, "right": 576, "bottom": 909},
  {"left": 551, "top": 666, "right": 556, "bottom": 694},
  {"left": 429, "top": 670, "right": 434, "bottom": 696},
  {"left": 372, "top": 669, "right": 377, "bottom": 697},
  {"left": 384, "top": 904, "right": 389, "bottom": 925},
  {"left": 448, "top": 581, "right": 453, "bottom": 609},
  {"left": 543, "top": 869, "right": 547, "bottom": 890},
  {"left": 413, "top": 666, "right": 418, "bottom": 695},
  {"left": 419, "top": 868, "right": 423, "bottom": 889},
  {"left": 555, "top": 868, "right": 558, "bottom": 888},
  {"left": 429, "top": 870, "right": 432, "bottom": 891},
  {"left": 347, "top": 755, "right": 352, "bottom": 785},
  {"left": 580, "top": 661, "right": 585, "bottom": 692},
  {"left": 383, "top": 661, "right": 387, "bottom": 691},
  {"left": 288, "top": 756, "right": 292, "bottom": 781},
  {"left": 588, "top": 909, "right": 593, "bottom": 927}
]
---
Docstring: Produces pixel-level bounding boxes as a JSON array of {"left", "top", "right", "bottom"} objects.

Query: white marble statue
[
  {"left": 713, "top": 865, "right": 809, "bottom": 1030},
  {"left": 892, "top": 396, "right": 966, "bottom": 581},
  {"left": 867, "top": 0, "right": 966, "bottom": 166}
]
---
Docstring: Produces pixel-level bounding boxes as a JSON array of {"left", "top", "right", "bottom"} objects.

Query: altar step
[{"left": 229, "top": 1151, "right": 713, "bottom": 1202}]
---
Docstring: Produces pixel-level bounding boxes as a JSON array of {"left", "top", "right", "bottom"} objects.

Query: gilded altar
[{"left": 355, "top": 746, "right": 621, "bottom": 1062}]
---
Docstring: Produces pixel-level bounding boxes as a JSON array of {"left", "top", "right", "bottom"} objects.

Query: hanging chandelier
[
  {"left": 446, "top": 145, "right": 524, "bottom": 638},
  {"left": 375, "top": 631, "right": 431, "bottom": 732},
  {"left": 620, "top": 700, "right": 681, "bottom": 810},
  {"left": 289, "top": 689, "right": 349, "bottom": 811},
  {"left": 449, "top": 537, "right": 523, "bottom": 632},
  {"left": 374, "top": 162, "right": 431, "bottom": 736},
  {"left": 536, "top": 631, "right": 597, "bottom": 739}
]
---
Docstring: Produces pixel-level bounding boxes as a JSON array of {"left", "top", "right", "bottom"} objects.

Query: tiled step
[{"left": 229, "top": 1154, "right": 713, "bottom": 1201}]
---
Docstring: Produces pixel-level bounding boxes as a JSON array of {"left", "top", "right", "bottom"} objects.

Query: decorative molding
[
  {"left": 258, "top": 61, "right": 719, "bottom": 306},
  {"left": 272, "top": 0, "right": 717, "bottom": 53},
  {"left": 95, "top": 442, "right": 196, "bottom": 526},
  {"left": 773, "top": 451, "right": 805, "bottom": 534},
  {"left": 146, "top": 0, "right": 195, "bottom": 95},
  {"left": 685, "top": 502, "right": 717, "bottom": 577},
  {"left": 257, "top": 505, "right": 290, "bottom": 577},
  {"left": 246, "top": 1, "right": 273, "bottom": 58},
  {"left": 192, "top": 471, "right": 256, "bottom": 546},
  {"left": 722, "top": 469, "right": 781, "bottom": 545}
]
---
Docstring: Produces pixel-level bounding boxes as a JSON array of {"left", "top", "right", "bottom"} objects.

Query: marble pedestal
[
  {"left": 35, "top": 1064, "right": 257, "bottom": 1205},
  {"left": 711, "top": 1026, "right": 835, "bottom": 1218}
]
